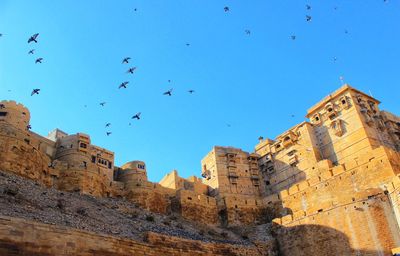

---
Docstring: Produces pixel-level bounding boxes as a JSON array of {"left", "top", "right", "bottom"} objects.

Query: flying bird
[
  {"left": 224, "top": 6, "right": 229, "bottom": 12},
  {"left": 333, "top": 57, "right": 337, "bottom": 62},
  {"left": 163, "top": 88, "right": 173, "bottom": 96},
  {"left": 127, "top": 67, "right": 137, "bottom": 74},
  {"left": 122, "top": 57, "right": 131, "bottom": 64},
  {"left": 0, "top": 33, "right": 3, "bottom": 37},
  {"left": 344, "top": 29, "right": 349, "bottom": 34},
  {"left": 28, "top": 49, "right": 35, "bottom": 54},
  {"left": 119, "top": 81, "right": 129, "bottom": 89},
  {"left": 291, "top": 35, "right": 296, "bottom": 40},
  {"left": 306, "top": 4, "right": 311, "bottom": 10},
  {"left": 27, "top": 125, "right": 32, "bottom": 130},
  {"left": 188, "top": 90, "right": 195, "bottom": 94},
  {"left": 132, "top": 112, "right": 141, "bottom": 120},
  {"left": 186, "top": 43, "right": 190, "bottom": 46},
  {"left": 106, "top": 132, "right": 112, "bottom": 136},
  {"left": 134, "top": 8, "right": 137, "bottom": 11},
  {"left": 245, "top": 29, "right": 251, "bottom": 35},
  {"left": 168, "top": 80, "right": 171, "bottom": 83},
  {"left": 35, "top": 58, "right": 43, "bottom": 64},
  {"left": 306, "top": 15, "right": 312, "bottom": 22},
  {"left": 28, "top": 33, "right": 39, "bottom": 43},
  {"left": 31, "top": 89, "right": 40, "bottom": 96},
  {"left": 100, "top": 102, "right": 106, "bottom": 106},
  {"left": 105, "top": 123, "right": 111, "bottom": 127}
]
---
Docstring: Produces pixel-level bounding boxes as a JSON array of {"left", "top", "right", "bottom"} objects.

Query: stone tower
[{"left": 0, "top": 100, "right": 30, "bottom": 130}]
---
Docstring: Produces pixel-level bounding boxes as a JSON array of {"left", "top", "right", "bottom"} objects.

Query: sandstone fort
[{"left": 1, "top": 84, "right": 400, "bottom": 255}]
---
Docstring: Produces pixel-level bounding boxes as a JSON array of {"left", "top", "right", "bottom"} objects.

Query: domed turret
[{"left": 0, "top": 100, "right": 30, "bottom": 130}]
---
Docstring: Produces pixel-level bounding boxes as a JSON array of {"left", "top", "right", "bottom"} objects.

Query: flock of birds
[{"left": 0, "top": 2, "right": 392, "bottom": 135}]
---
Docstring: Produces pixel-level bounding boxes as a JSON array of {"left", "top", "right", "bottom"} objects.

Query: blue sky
[{"left": 1, "top": 0, "right": 399, "bottom": 182}]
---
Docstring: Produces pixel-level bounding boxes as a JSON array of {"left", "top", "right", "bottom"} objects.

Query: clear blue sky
[{"left": 1, "top": 1, "right": 399, "bottom": 182}]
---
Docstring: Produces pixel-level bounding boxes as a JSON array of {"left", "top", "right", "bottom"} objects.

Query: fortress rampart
[{"left": 1, "top": 84, "right": 400, "bottom": 255}]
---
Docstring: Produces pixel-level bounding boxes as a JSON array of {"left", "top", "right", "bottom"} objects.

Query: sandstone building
[{"left": 1, "top": 84, "right": 400, "bottom": 255}]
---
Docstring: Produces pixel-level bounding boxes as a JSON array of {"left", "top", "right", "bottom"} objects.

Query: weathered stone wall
[
  {"left": 273, "top": 195, "right": 400, "bottom": 256},
  {"left": 56, "top": 166, "right": 112, "bottom": 197},
  {"left": 177, "top": 190, "right": 218, "bottom": 224},
  {"left": 0, "top": 216, "right": 265, "bottom": 256},
  {"left": 125, "top": 186, "right": 172, "bottom": 214},
  {"left": 0, "top": 123, "right": 54, "bottom": 187}
]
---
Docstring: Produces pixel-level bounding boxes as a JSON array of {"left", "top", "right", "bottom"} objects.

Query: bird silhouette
[
  {"left": 224, "top": 6, "right": 229, "bottom": 12},
  {"left": 27, "top": 125, "right": 32, "bottom": 130},
  {"left": 291, "top": 35, "right": 296, "bottom": 40},
  {"left": 306, "top": 4, "right": 311, "bottom": 10},
  {"left": 122, "top": 57, "right": 131, "bottom": 64},
  {"left": 333, "top": 57, "right": 337, "bottom": 62},
  {"left": 127, "top": 67, "right": 137, "bottom": 74},
  {"left": 105, "top": 123, "right": 111, "bottom": 127},
  {"left": 134, "top": 8, "right": 137, "bottom": 11},
  {"left": 0, "top": 33, "right": 3, "bottom": 37},
  {"left": 35, "top": 58, "right": 43, "bottom": 64},
  {"left": 132, "top": 112, "right": 141, "bottom": 120},
  {"left": 119, "top": 81, "right": 129, "bottom": 89},
  {"left": 100, "top": 102, "right": 106, "bottom": 106},
  {"left": 28, "top": 33, "right": 39, "bottom": 43},
  {"left": 188, "top": 90, "right": 195, "bottom": 94},
  {"left": 245, "top": 30, "right": 251, "bottom": 35},
  {"left": 306, "top": 15, "right": 312, "bottom": 22},
  {"left": 106, "top": 132, "right": 112, "bottom": 136},
  {"left": 186, "top": 43, "right": 190, "bottom": 46},
  {"left": 168, "top": 80, "right": 171, "bottom": 83},
  {"left": 28, "top": 49, "right": 35, "bottom": 54},
  {"left": 31, "top": 89, "right": 40, "bottom": 96},
  {"left": 163, "top": 88, "right": 173, "bottom": 96}
]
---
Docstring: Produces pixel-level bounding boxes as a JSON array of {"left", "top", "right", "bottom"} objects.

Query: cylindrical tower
[
  {"left": 116, "top": 160, "right": 148, "bottom": 185},
  {"left": 0, "top": 100, "right": 30, "bottom": 130}
]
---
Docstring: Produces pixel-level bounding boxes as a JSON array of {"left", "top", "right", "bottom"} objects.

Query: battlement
[
  {"left": 0, "top": 100, "right": 30, "bottom": 112},
  {"left": 0, "top": 100, "right": 31, "bottom": 131}
]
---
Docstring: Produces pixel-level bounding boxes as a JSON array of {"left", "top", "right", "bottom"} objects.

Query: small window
[
  {"left": 79, "top": 142, "right": 87, "bottom": 148},
  {"left": 0, "top": 112, "right": 7, "bottom": 117},
  {"left": 284, "top": 136, "right": 291, "bottom": 141},
  {"left": 91, "top": 156, "right": 96, "bottom": 163}
]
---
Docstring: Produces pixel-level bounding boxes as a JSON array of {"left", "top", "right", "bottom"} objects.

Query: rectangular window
[
  {"left": 0, "top": 112, "right": 7, "bottom": 117},
  {"left": 91, "top": 156, "right": 96, "bottom": 163},
  {"left": 79, "top": 142, "right": 87, "bottom": 149}
]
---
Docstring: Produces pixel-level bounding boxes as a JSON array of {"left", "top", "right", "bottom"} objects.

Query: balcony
[{"left": 228, "top": 172, "right": 238, "bottom": 178}]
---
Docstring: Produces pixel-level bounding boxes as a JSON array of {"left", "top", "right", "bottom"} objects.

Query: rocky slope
[{"left": 0, "top": 170, "right": 270, "bottom": 246}]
